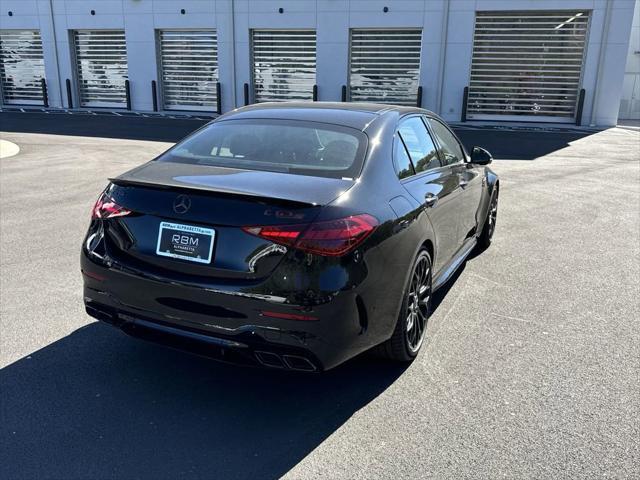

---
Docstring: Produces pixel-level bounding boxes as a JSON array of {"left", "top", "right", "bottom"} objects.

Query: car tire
[
  {"left": 477, "top": 188, "right": 498, "bottom": 250},
  {"left": 378, "top": 249, "right": 432, "bottom": 362}
]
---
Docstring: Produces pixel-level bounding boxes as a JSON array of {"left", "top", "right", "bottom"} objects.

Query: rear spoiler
[{"left": 108, "top": 176, "right": 318, "bottom": 208}]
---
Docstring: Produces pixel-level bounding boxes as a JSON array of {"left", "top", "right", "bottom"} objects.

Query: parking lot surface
[{"left": 1, "top": 114, "right": 638, "bottom": 479}]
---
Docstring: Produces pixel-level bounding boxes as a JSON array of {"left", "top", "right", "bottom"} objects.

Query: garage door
[
  {"left": 73, "top": 30, "right": 128, "bottom": 108},
  {"left": 158, "top": 30, "right": 218, "bottom": 111},
  {"left": 0, "top": 30, "right": 45, "bottom": 105},
  {"left": 468, "top": 11, "right": 590, "bottom": 122},
  {"left": 251, "top": 30, "right": 316, "bottom": 102},
  {"left": 349, "top": 29, "right": 422, "bottom": 105}
]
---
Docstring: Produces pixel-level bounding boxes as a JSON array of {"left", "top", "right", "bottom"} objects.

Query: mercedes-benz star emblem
[{"left": 173, "top": 194, "right": 191, "bottom": 214}]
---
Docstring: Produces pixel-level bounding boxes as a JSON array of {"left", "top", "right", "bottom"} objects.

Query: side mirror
[{"left": 469, "top": 146, "right": 493, "bottom": 165}]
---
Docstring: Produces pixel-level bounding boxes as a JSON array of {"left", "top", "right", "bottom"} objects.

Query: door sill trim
[{"left": 432, "top": 238, "right": 477, "bottom": 292}]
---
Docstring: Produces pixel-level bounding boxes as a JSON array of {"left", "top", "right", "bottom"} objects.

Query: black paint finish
[{"left": 81, "top": 102, "right": 498, "bottom": 370}]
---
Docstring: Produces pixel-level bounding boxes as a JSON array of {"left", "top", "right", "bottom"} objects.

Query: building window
[
  {"left": 468, "top": 11, "right": 590, "bottom": 122},
  {"left": 73, "top": 30, "right": 128, "bottom": 108},
  {"left": 251, "top": 29, "right": 316, "bottom": 102},
  {"left": 158, "top": 30, "right": 218, "bottom": 112},
  {"left": 0, "top": 30, "right": 45, "bottom": 105},
  {"left": 349, "top": 29, "right": 422, "bottom": 105}
]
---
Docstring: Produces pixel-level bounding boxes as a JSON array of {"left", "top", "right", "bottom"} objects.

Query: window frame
[{"left": 393, "top": 114, "right": 448, "bottom": 182}]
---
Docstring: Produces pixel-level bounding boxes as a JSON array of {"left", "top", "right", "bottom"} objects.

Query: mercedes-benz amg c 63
[{"left": 81, "top": 103, "right": 499, "bottom": 372}]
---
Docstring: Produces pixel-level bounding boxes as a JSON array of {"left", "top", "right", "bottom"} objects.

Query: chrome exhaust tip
[
  {"left": 254, "top": 351, "right": 285, "bottom": 369},
  {"left": 282, "top": 354, "right": 317, "bottom": 372}
]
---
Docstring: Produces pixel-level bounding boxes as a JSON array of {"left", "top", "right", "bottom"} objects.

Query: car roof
[{"left": 217, "top": 102, "right": 437, "bottom": 131}]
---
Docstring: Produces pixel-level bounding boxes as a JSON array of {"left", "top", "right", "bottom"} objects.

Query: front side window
[
  {"left": 398, "top": 117, "right": 440, "bottom": 174},
  {"left": 427, "top": 118, "right": 465, "bottom": 166},
  {"left": 157, "top": 119, "right": 366, "bottom": 179}
]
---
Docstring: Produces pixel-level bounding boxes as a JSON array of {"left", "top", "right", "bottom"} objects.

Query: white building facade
[
  {"left": 619, "top": 0, "right": 640, "bottom": 119},
  {"left": 0, "top": 0, "right": 636, "bottom": 126}
]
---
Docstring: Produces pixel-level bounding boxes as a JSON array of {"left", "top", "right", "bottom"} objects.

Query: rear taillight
[
  {"left": 91, "top": 192, "right": 131, "bottom": 219},
  {"left": 243, "top": 214, "right": 378, "bottom": 257}
]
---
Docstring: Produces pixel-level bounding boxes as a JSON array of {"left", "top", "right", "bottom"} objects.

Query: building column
[{"left": 317, "top": 1, "right": 350, "bottom": 101}]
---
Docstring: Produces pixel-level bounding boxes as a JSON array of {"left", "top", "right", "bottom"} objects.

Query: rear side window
[
  {"left": 397, "top": 117, "right": 440, "bottom": 174},
  {"left": 394, "top": 136, "right": 415, "bottom": 179},
  {"left": 427, "top": 118, "right": 465, "bottom": 166},
  {"left": 157, "top": 119, "right": 367, "bottom": 179}
]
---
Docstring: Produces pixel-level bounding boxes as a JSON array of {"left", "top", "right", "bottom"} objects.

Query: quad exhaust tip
[
  {"left": 254, "top": 351, "right": 285, "bottom": 369},
  {"left": 255, "top": 351, "right": 317, "bottom": 372},
  {"left": 282, "top": 354, "right": 317, "bottom": 372}
]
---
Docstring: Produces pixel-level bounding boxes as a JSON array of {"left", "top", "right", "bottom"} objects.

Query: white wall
[
  {"left": 0, "top": 0, "right": 636, "bottom": 126},
  {"left": 584, "top": 0, "right": 637, "bottom": 125},
  {"left": 618, "top": 0, "right": 640, "bottom": 119}
]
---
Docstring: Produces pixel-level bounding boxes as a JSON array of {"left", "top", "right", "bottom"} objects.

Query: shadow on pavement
[
  {"left": 0, "top": 323, "right": 407, "bottom": 480},
  {"left": 454, "top": 127, "right": 596, "bottom": 160},
  {"left": 0, "top": 111, "right": 208, "bottom": 143},
  {"left": 1, "top": 111, "right": 598, "bottom": 160}
]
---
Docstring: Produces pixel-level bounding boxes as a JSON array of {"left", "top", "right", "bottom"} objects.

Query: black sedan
[{"left": 81, "top": 102, "right": 499, "bottom": 372}]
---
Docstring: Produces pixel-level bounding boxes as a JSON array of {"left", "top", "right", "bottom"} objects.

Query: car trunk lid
[
  {"left": 112, "top": 161, "right": 354, "bottom": 209},
  {"left": 101, "top": 161, "right": 354, "bottom": 280}
]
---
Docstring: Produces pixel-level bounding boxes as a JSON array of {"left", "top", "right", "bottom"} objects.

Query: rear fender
[{"left": 374, "top": 204, "right": 437, "bottom": 345}]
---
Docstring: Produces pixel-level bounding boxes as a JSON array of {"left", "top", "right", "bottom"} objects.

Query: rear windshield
[{"left": 157, "top": 119, "right": 368, "bottom": 179}]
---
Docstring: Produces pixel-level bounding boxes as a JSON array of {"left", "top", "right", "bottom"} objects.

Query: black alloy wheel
[
  {"left": 378, "top": 250, "right": 432, "bottom": 361},
  {"left": 405, "top": 253, "right": 431, "bottom": 353},
  {"left": 478, "top": 188, "right": 499, "bottom": 249}
]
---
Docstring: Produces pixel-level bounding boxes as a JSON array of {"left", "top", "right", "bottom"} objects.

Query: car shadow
[
  {"left": 0, "top": 323, "right": 407, "bottom": 480},
  {"left": 430, "top": 259, "right": 467, "bottom": 317}
]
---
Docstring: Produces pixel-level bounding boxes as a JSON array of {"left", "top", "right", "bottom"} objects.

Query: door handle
[{"left": 424, "top": 193, "right": 438, "bottom": 208}]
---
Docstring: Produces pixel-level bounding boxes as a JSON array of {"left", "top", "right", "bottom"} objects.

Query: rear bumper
[
  {"left": 85, "top": 301, "right": 321, "bottom": 371},
  {"left": 81, "top": 252, "right": 372, "bottom": 371}
]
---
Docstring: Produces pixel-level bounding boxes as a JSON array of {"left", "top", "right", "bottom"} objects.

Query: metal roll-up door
[
  {"left": 349, "top": 29, "right": 422, "bottom": 105},
  {"left": 468, "top": 11, "right": 590, "bottom": 122},
  {"left": 0, "top": 30, "right": 45, "bottom": 105},
  {"left": 159, "top": 30, "right": 218, "bottom": 111},
  {"left": 73, "top": 30, "right": 128, "bottom": 108},
  {"left": 251, "top": 30, "right": 316, "bottom": 102}
]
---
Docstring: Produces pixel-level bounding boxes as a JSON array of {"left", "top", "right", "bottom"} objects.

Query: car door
[
  {"left": 426, "top": 117, "right": 483, "bottom": 242},
  {"left": 394, "top": 116, "right": 465, "bottom": 273}
]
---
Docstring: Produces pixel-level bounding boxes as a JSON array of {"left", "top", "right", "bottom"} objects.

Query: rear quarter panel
[{"left": 331, "top": 113, "right": 437, "bottom": 347}]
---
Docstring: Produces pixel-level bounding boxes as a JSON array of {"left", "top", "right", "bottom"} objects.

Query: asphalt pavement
[{"left": 0, "top": 113, "right": 638, "bottom": 479}]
